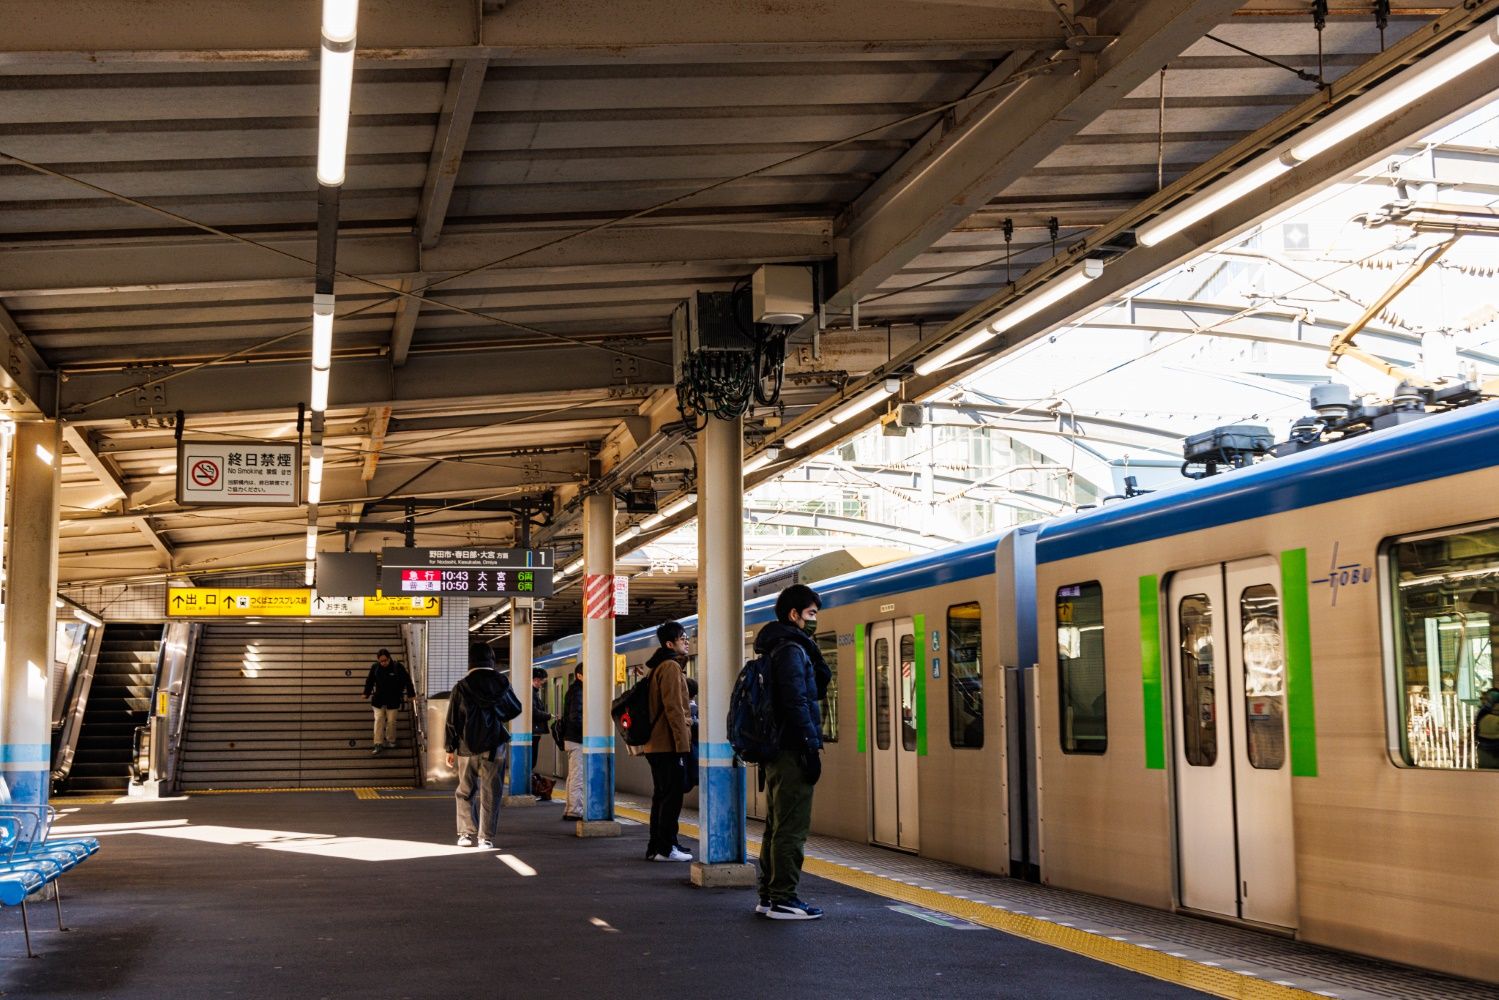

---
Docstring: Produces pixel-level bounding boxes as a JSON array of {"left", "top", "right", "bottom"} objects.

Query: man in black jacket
[
  {"left": 755, "top": 584, "right": 831, "bottom": 921},
  {"left": 559, "top": 665, "right": 584, "bottom": 820},
  {"left": 444, "top": 643, "right": 514, "bottom": 849},
  {"left": 530, "top": 667, "right": 554, "bottom": 800},
  {"left": 362, "top": 648, "right": 414, "bottom": 755}
]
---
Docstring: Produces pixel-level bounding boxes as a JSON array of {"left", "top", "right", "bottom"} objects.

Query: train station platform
[{"left": 9, "top": 791, "right": 1493, "bottom": 1000}]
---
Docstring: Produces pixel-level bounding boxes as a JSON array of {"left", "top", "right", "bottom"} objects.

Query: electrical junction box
[
  {"left": 672, "top": 291, "right": 754, "bottom": 384},
  {"left": 894, "top": 402, "right": 924, "bottom": 428},
  {"left": 751, "top": 265, "right": 814, "bottom": 325}
]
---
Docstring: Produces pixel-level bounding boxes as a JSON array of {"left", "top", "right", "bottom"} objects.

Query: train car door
[
  {"left": 868, "top": 619, "right": 920, "bottom": 851},
  {"left": 1168, "top": 558, "right": 1297, "bottom": 929}
]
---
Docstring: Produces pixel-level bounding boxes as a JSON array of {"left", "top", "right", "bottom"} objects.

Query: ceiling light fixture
[
  {"left": 784, "top": 418, "right": 835, "bottom": 451},
  {"left": 317, "top": 1, "right": 359, "bottom": 186},
  {"left": 914, "top": 259, "right": 1103, "bottom": 377},
  {"left": 1139, "top": 20, "right": 1499, "bottom": 248}
]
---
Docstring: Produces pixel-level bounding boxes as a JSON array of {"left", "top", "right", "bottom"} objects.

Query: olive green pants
[{"left": 758, "top": 750, "right": 815, "bottom": 903}]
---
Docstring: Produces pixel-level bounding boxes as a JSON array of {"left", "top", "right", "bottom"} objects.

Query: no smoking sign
[{"left": 189, "top": 457, "right": 222, "bottom": 490}]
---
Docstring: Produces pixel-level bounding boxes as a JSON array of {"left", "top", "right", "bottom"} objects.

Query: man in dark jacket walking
[
  {"left": 559, "top": 665, "right": 584, "bottom": 820},
  {"left": 755, "top": 584, "right": 830, "bottom": 920},
  {"left": 642, "top": 621, "right": 693, "bottom": 862},
  {"left": 444, "top": 643, "right": 515, "bottom": 849},
  {"left": 362, "top": 648, "right": 415, "bottom": 754}
]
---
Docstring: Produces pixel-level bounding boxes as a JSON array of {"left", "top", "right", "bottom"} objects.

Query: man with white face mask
[{"left": 752, "top": 584, "right": 830, "bottom": 921}]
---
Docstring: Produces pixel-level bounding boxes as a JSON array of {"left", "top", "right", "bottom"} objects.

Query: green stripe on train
[
  {"left": 1138, "top": 574, "right": 1166, "bottom": 770},
  {"left": 1280, "top": 548, "right": 1319, "bottom": 777},
  {"left": 855, "top": 625, "right": 867, "bottom": 754},
  {"left": 914, "top": 613, "right": 928, "bottom": 756}
]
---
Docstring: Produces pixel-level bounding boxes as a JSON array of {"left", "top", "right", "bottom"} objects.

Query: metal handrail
[
  {"left": 49, "top": 623, "right": 106, "bottom": 790},
  {"left": 129, "top": 725, "right": 151, "bottom": 785}
]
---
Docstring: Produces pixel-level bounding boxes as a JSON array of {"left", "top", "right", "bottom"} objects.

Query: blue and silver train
[{"left": 538, "top": 400, "right": 1499, "bottom": 984}]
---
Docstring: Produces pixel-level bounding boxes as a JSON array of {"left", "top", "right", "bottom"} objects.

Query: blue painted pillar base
[
  {"left": 700, "top": 749, "right": 747, "bottom": 864},
  {"left": 507, "top": 735, "right": 533, "bottom": 796},
  {"left": 582, "top": 739, "right": 615, "bottom": 822},
  {"left": 0, "top": 745, "right": 51, "bottom": 808}
]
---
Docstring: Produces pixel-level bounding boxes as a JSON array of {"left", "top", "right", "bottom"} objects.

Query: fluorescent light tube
[
  {"left": 317, "top": 46, "right": 355, "bottom": 186},
  {"left": 563, "top": 557, "right": 584, "bottom": 575},
  {"left": 829, "top": 380, "right": 899, "bottom": 425},
  {"left": 1137, "top": 157, "right": 1291, "bottom": 247},
  {"left": 305, "top": 562, "right": 316, "bottom": 586},
  {"left": 988, "top": 258, "right": 1103, "bottom": 332},
  {"left": 73, "top": 608, "right": 104, "bottom": 629},
  {"left": 311, "top": 367, "right": 330, "bottom": 412},
  {"left": 312, "top": 293, "right": 335, "bottom": 368},
  {"left": 914, "top": 259, "right": 1104, "bottom": 375},
  {"left": 660, "top": 493, "right": 696, "bottom": 517},
  {"left": 914, "top": 329, "right": 999, "bottom": 377},
  {"left": 1291, "top": 20, "right": 1499, "bottom": 163},
  {"left": 785, "top": 418, "right": 835, "bottom": 450},
  {"left": 743, "top": 452, "right": 774, "bottom": 475},
  {"left": 322, "top": 0, "right": 359, "bottom": 43},
  {"left": 617, "top": 525, "right": 642, "bottom": 544},
  {"left": 305, "top": 528, "right": 319, "bottom": 560}
]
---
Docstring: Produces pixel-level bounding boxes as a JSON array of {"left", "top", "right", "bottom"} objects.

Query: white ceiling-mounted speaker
[{"left": 751, "top": 265, "right": 814, "bottom": 325}]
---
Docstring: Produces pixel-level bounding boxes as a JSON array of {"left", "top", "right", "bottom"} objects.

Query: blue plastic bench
[{"left": 0, "top": 805, "right": 101, "bottom": 957}]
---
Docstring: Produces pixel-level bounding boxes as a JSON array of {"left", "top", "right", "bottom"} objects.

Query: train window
[
  {"left": 1178, "top": 593, "right": 1217, "bottom": 766},
  {"left": 1239, "top": 584, "right": 1286, "bottom": 770},
  {"left": 900, "top": 633, "right": 917, "bottom": 751},
  {"left": 1388, "top": 525, "right": 1499, "bottom": 769},
  {"left": 948, "top": 603, "right": 984, "bottom": 748},
  {"left": 815, "top": 632, "right": 839, "bottom": 743},
  {"left": 874, "top": 636, "right": 892, "bottom": 751},
  {"left": 1057, "top": 584, "right": 1106, "bottom": 754}
]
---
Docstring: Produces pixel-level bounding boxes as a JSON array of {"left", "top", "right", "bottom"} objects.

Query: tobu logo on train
[{"left": 1309, "top": 541, "right": 1373, "bottom": 606}]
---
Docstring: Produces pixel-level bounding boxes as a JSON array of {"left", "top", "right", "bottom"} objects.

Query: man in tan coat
[{"left": 642, "top": 620, "right": 694, "bottom": 862}]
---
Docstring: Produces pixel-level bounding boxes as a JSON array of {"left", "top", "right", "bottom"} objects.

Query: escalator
[{"left": 65, "top": 624, "right": 163, "bottom": 793}]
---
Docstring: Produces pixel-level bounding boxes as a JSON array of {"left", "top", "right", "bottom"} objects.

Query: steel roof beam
[
  {"left": 60, "top": 424, "right": 129, "bottom": 500},
  {"left": 0, "top": 1, "right": 1069, "bottom": 66},
  {"left": 806, "top": 0, "right": 1246, "bottom": 336},
  {"left": 419, "top": 58, "right": 488, "bottom": 250},
  {"left": 1, "top": 225, "right": 834, "bottom": 298},
  {"left": 59, "top": 342, "right": 669, "bottom": 422},
  {"left": 0, "top": 302, "right": 55, "bottom": 416}
]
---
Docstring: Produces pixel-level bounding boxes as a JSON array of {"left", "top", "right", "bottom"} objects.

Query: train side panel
[{"left": 1037, "top": 461, "right": 1499, "bottom": 983}]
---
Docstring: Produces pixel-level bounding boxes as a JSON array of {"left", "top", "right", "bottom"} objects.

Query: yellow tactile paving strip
[
  {"left": 611, "top": 802, "right": 1317, "bottom": 1000},
  {"left": 69, "top": 787, "right": 1375, "bottom": 999}
]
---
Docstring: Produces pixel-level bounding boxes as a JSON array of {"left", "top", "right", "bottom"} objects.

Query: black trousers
[{"left": 645, "top": 752, "right": 686, "bottom": 857}]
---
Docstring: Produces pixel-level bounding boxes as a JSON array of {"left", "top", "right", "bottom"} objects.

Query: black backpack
[
  {"left": 461, "top": 674, "right": 521, "bottom": 755},
  {"left": 727, "top": 643, "right": 792, "bottom": 764},
  {"left": 611, "top": 674, "right": 655, "bottom": 747}
]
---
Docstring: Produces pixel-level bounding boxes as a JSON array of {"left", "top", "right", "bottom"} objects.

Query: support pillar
[
  {"left": 577, "top": 492, "right": 619, "bottom": 837},
  {"left": 504, "top": 598, "right": 537, "bottom": 805},
  {"left": 691, "top": 415, "right": 756, "bottom": 887},
  {"left": 2, "top": 421, "right": 60, "bottom": 806}
]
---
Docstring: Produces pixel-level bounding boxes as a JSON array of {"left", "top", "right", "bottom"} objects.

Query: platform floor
[
  {"left": 9, "top": 790, "right": 1208, "bottom": 1000},
  {"left": 11, "top": 789, "right": 1495, "bottom": 1000}
]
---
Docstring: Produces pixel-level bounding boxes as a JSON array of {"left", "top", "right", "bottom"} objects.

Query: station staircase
[
  {"left": 179, "top": 622, "right": 418, "bottom": 790},
  {"left": 67, "top": 624, "right": 163, "bottom": 793}
]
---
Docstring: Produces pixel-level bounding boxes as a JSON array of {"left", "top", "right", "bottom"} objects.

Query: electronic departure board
[{"left": 380, "top": 547, "right": 554, "bottom": 598}]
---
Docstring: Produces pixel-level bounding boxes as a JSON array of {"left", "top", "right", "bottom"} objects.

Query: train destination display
[{"left": 380, "top": 546, "right": 554, "bottom": 598}]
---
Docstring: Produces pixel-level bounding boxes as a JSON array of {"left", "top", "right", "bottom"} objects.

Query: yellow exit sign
[{"left": 166, "top": 588, "right": 439, "bottom": 619}]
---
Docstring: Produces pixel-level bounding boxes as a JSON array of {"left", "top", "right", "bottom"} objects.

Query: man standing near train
[{"left": 754, "top": 584, "right": 830, "bottom": 920}]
